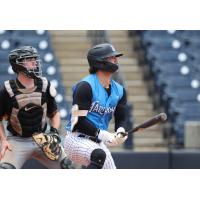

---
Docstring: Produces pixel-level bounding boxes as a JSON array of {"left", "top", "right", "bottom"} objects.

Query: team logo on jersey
[{"left": 89, "top": 101, "right": 116, "bottom": 115}]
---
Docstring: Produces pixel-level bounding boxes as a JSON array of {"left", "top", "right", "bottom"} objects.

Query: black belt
[{"left": 78, "top": 134, "right": 101, "bottom": 143}]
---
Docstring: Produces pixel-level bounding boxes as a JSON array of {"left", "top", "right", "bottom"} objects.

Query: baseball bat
[
  {"left": 80, "top": 113, "right": 167, "bottom": 140},
  {"left": 127, "top": 113, "right": 167, "bottom": 134}
]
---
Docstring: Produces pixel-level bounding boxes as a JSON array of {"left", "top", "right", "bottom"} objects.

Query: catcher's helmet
[
  {"left": 9, "top": 46, "right": 42, "bottom": 79},
  {"left": 87, "top": 43, "right": 123, "bottom": 73}
]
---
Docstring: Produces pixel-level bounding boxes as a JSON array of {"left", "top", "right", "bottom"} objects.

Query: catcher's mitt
[{"left": 32, "top": 132, "right": 61, "bottom": 161}]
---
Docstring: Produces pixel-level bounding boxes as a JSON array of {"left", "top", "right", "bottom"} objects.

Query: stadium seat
[
  {"left": 141, "top": 30, "right": 181, "bottom": 47},
  {"left": 146, "top": 38, "right": 183, "bottom": 50},
  {"left": 15, "top": 37, "right": 52, "bottom": 52},
  {"left": 152, "top": 62, "right": 192, "bottom": 76},
  {"left": 13, "top": 30, "right": 49, "bottom": 38},
  {"left": 147, "top": 49, "right": 190, "bottom": 63},
  {"left": 139, "top": 30, "right": 200, "bottom": 146},
  {"left": 0, "top": 60, "right": 13, "bottom": 74},
  {"left": 173, "top": 111, "right": 200, "bottom": 145}
]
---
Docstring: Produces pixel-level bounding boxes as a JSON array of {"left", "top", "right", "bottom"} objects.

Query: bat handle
[{"left": 117, "top": 131, "right": 128, "bottom": 137}]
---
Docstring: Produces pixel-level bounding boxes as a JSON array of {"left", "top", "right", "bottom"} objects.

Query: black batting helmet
[
  {"left": 9, "top": 46, "right": 42, "bottom": 79},
  {"left": 87, "top": 43, "right": 123, "bottom": 73}
]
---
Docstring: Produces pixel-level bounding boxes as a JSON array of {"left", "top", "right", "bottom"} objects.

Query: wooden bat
[
  {"left": 127, "top": 113, "right": 167, "bottom": 134},
  {"left": 79, "top": 113, "right": 167, "bottom": 140}
]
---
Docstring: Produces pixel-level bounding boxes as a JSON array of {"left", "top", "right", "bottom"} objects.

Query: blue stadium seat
[
  {"left": 179, "top": 30, "right": 200, "bottom": 40},
  {"left": 141, "top": 30, "right": 182, "bottom": 46},
  {"left": 155, "top": 74, "right": 193, "bottom": 92},
  {"left": 147, "top": 49, "right": 190, "bottom": 63},
  {"left": 13, "top": 30, "right": 49, "bottom": 38},
  {"left": 152, "top": 62, "right": 192, "bottom": 76},
  {"left": 185, "top": 38, "right": 200, "bottom": 48},
  {"left": 146, "top": 38, "right": 183, "bottom": 50},
  {"left": 139, "top": 30, "right": 200, "bottom": 146},
  {"left": 15, "top": 37, "right": 52, "bottom": 52},
  {"left": 0, "top": 74, "right": 17, "bottom": 86},
  {"left": 166, "top": 88, "right": 200, "bottom": 116},
  {"left": 42, "top": 63, "right": 60, "bottom": 77},
  {"left": 39, "top": 51, "right": 57, "bottom": 64},
  {"left": 0, "top": 60, "right": 12, "bottom": 74},
  {"left": 169, "top": 102, "right": 200, "bottom": 118},
  {"left": 0, "top": 50, "right": 11, "bottom": 62},
  {"left": 0, "top": 30, "right": 12, "bottom": 36},
  {"left": 173, "top": 111, "right": 200, "bottom": 145}
]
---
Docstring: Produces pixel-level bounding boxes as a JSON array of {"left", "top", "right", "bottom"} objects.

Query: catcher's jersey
[
  {"left": 0, "top": 78, "right": 58, "bottom": 137},
  {"left": 67, "top": 74, "right": 123, "bottom": 131}
]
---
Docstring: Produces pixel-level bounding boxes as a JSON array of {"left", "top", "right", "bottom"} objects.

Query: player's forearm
[
  {"left": 49, "top": 111, "right": 61, "bottom": 130},
  {"left": 114, "top": 88, "right": 127, "bottom": 131},
  {"left": 114, "top": 105, "right": 127, "bottom": 131},
  {"left": 0, "top": 122, "right": 7, "bottom": 141},
  {"left": 74, "top": 116, "right": 98, "bottom": 137}
]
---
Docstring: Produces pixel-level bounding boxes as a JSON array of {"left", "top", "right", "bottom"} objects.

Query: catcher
[{"left": 0, "top": 46, "right": 71, "bottom": 169}]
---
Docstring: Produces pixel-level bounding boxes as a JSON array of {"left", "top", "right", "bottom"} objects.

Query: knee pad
[
  {"left": 88, "top": 148, "right": 106, "bottom": 169},
  {"left": 0, "top": 162, "right": 16, "bottom": 169},
  {"left": 60, "top": 157, "right": 74, "bottom": 169}
]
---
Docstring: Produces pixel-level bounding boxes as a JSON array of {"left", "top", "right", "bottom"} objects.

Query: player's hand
[
  {"left": 97, "top": 128, "right": 128, "bottom": 147},
  {"left": 116, "top": 127, "right": 128, "bottom": 137},
  {"left": 114, "top": 127, "right": 128, "bottom": 145},
  {"left": 97, "top": 130, "right": 116, "bottom": 146},
  {"left": 48, "top": 127, "right": 61, "bottom": 143},
  {"left": 0, "top": 139, "right": 12, "bottom": 160}
]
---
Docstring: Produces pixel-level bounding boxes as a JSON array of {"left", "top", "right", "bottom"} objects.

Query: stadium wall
[{"left": 22, "top": 150, "right": 200, "bottom": 169}]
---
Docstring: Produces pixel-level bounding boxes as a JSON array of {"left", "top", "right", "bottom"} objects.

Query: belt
[{"left": 78, "top": 134, "right": 101, "bottom": 143}]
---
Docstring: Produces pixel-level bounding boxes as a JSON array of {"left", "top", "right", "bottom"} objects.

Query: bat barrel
[
  {"left": 128, "top": 113, "right": 167, "bottom": 134},
  {"left": 159, "top": 113, "right": 167, "bottom": 121}
]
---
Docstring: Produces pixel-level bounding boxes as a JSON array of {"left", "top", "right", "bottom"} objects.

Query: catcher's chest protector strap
[
  {"left": 4, "top": 80, "right": 15, "bottom": 97},
  {"left": 4, "top": 78, "right": 48, "bottom": 137}
]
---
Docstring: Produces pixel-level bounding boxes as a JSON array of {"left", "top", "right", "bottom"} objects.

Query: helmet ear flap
[
  {"left": 9, "top": 53, "right": 21, "bottom": 73},
  {"left": 87, "top": 55, "right": 103, "bottom": 74}
]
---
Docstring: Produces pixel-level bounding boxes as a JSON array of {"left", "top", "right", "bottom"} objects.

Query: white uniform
[
  {"left": 64, "top": 74, "right": 125, "bottom": 169},
  {"left": 64, "top": 132, "right": 116, "bottom": 169}
]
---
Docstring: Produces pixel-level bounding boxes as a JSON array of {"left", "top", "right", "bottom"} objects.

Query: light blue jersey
[{"left": 66, "top": 74, "right": 124, "bottom": 132}]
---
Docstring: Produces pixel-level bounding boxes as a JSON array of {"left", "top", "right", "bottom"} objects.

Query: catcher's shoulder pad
[{"left": 49, "top": 82, "right": 57, "bottom": 97}]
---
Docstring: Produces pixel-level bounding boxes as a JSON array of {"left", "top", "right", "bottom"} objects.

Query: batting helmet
[
  {"left": 87, "top": 43, "right": 123, "bottom": 73},
  {"left": 9, "top": 46, "right": 42, "bottom": 79}
]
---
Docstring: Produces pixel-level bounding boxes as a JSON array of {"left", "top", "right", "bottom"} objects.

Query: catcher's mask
[
  {"left": 87, "top": 43, "right": 123, "bottom": 74},
  {"left": 9, "top": 46, "right": 42, "bottom": 79}
]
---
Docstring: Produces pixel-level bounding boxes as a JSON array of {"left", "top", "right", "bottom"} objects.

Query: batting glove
[
  {"left": 97, "top": 130, "right": 116, "bottom": 146},
  {"left": 114, "top": 127, "right": 128, "bottom": 145},
  {"left": 97, "top": 128, "right": 128, "bottom": 147}
]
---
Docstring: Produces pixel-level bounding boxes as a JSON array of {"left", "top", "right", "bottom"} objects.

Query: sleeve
[
  {"left": 73, "top": 81, "right": 99, "bottom": 137},
  {"left": 46, "top": 81, "right": 58, "bottom": 118},
  {"left": 114, "top": 88, "right": 127, "bottom": 131}
]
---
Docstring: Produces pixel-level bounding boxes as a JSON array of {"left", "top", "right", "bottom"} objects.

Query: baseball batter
[
  {"left": 0, "top": 46, "right": 72, "bottom": 169},
  {"left": 65, "top": 43, "right": 128, "bottom": 169}
]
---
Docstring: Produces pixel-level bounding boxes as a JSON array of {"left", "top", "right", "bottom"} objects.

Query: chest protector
[{"left": 4, "top": 78, "right": 48, "bottom": 137}]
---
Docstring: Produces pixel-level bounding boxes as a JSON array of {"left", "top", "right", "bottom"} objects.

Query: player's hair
[{"left": 89, "top": 67, "right": 98, "bottom": 74}]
